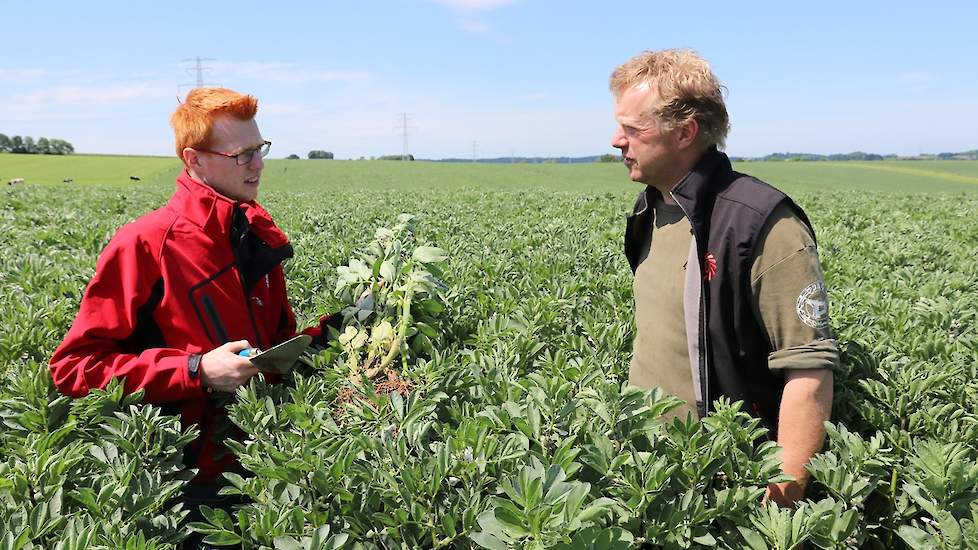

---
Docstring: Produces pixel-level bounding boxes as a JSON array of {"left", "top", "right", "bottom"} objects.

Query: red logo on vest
[{"left": 704, "top": 252, "right": 717, "bottom": 281}]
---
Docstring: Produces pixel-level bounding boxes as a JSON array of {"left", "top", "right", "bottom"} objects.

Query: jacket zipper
[{"left": 231, "top": 207, "right": 267, "bottom": 351}]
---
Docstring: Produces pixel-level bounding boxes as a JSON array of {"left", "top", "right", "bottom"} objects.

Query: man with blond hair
[
  {"left": 611, "top": 49, "right": 838, "bottom": 506},
  {"left": 50, "top": 87, "right": 337, "bottom": 546}
]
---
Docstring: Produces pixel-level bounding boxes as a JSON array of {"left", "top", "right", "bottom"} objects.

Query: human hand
[
  {"left": 764, "top": 480, "right": 806, "bottom": 507},
  {"left": 200, "top": 340, "right": 259, "bottom": 393},
  {"left": 359, "top": 278, "right": 386, "bottom": 303}
]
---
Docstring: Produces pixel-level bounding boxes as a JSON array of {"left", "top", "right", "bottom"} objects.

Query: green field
[
  {"left": 1, "top": 154, "right": 977, "bottom": 548},
  {"left": 3, "top": 153, "right": 978, "bottom": 194},
  {"left": 0, "top": 154, "right": 180, "bottom": 186}
]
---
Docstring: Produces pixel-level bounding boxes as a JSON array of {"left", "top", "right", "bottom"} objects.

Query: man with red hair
[{"left": 49, "top": 87, "right": 333, "bottom": 546}]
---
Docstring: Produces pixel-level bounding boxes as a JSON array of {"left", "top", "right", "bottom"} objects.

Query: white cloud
[
  {"left": 898, "top": 71, "right": 934, "bottom": 85},
  {"left": 0, "top": 106, "right": 103, "bottom": 123},
  {"left": 0, "top": 68, "right": 49, "bottom": 80},
  {"left": 518, "top": 92, "right": 547, "bottom": 101},
  {"left": 725, "top": 97, "right": 978, "bottom": 157},
  {"left": 14, "top": 83, "right": 169, "bottom": 106},
  {"left": 430, "top": 0, "right": 517, "bottom": 10},
  {"left": 218, "top": 62, "right": 370, "bottom": 85},
  {"left": 897, "top": 71, "right": 937, "bottom": 94},
  {"left": 259, "top": 102, "right": 307, "bottom": 116},
  {"left": 266, "top": 93, "right": 613, "bottom": 159},
  {"left": 457, "top": 18, "right": 491, "bottom": 33}
]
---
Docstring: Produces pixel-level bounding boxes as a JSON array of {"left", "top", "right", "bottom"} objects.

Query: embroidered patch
[{"left": 796, "top": 281, "right": 830, "bottom": 329}]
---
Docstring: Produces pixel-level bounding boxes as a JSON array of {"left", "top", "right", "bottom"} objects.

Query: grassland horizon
[{"left": 2, "top": 153, "right": 978, "bottom": 195}]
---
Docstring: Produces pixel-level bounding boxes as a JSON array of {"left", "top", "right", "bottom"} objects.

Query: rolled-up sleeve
[{"left": 750, "top": 203, "right": 840, "bottom": 372}]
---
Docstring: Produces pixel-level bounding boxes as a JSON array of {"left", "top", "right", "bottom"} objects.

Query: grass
[
  {"left": 3, "top": 153, "right": 978, "bottom": 195},
  {"left": 0, "top": 154, "right": 179, "bottom": 186}
]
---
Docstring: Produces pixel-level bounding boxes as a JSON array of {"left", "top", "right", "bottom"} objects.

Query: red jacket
[{"left": 50, "top": 171, "right": 325, "bottom": 483}]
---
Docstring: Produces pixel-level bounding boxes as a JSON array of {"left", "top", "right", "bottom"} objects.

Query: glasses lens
[{"left": 236, "top": 142, "right": 270, "bottom": 165}]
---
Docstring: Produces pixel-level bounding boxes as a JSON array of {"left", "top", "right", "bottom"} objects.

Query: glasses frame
[{"left": 196, "top": 140, "right": 271, "bottom": 165}]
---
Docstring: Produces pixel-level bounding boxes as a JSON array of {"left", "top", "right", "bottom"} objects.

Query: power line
[
  {"left": 178, "top": 56, "right": 219, "bottom": 97},
  {"left": 472, "top": 141, "right": 478, "bottom": 163},
  {"left": 394, "top": 113, "right": 416, "bottom": 160}
]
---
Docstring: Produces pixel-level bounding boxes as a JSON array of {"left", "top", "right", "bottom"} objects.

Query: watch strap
[{"left": 188, "top": 353, "right": 202, "bottom": 379}]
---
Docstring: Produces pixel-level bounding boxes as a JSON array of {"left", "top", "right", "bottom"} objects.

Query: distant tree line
[
  {"left": 936, "top": 150, "right": 978, "bottom": 160},
  {"left": 429, "top": 155, "right": 628, "bottom": 164},
  {"left": 377, "top": 154, "right": 414, "bottom": 161},
  {"left": 0, "top": 134, "right": 75, "bottom": 155},
  {"left": 308, "top": 150, "right": 334, "bottom": 159},
  {"left": 735, "top": 151, "right": 887, "bottom": 162},
  {"left": 731, "top": 149, "right": 978, "bottom": 162}
]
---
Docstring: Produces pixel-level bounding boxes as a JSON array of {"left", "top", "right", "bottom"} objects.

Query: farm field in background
[
  {"left": 0, "top": 154, "right": 180, "bottom": 186},
  {"left": 3, "top": 154, "right": 978, "bottom": 193},
  {"left": 1, "top": 155, "right": 977, "bottom": 548}
]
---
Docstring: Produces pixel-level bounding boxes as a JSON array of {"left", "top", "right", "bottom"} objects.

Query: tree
[
  {"left": 597, "top": 153, "right": 621, "bottom": 163},
  {"left": 308, "top": 150, "right": 334, "bottom": 159},
  {"left": 286, "top": 154, "right": 300, "bottom": 160},
  {"left": 54, "top": 140, "right": 75, "bottom": 155},
  {"left": 2, "top": 135, "right": 74, "bottom": 155}
]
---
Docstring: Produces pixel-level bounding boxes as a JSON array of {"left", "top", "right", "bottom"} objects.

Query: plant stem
[{"left": 376, "top": 288, "right": 415, "bottom": 374}]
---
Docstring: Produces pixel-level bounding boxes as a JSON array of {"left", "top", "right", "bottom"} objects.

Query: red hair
[{"left": 170, "top": 87, "right": 258, "bottom": 159}]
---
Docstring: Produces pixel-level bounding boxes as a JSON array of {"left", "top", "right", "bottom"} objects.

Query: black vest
[{"left": 624, "top": 149, "right": 815, "bottom": 437}]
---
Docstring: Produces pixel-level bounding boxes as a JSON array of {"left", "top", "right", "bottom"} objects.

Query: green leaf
[
  {"left": 380, "top": 259, "right": 396, "bottom": 281},
  {"left": 897, "top": 525, "right": 939, "bottom": 549},
  {"left": 202, "top": 531, "right": 244, "bottom": 546},
  {"left": 273, "top": 536, "right": 305, "bottom": 550},
  {"left": 470, "top": 532, "right": 510, "bottom": 550},
  {"left": 412, "top": 246, "right": 446, "bottom": 264}
]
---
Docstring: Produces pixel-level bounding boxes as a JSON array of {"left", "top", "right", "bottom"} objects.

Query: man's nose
[
  {"left": 250, "top": 151, "right": 264, "bottom": 170},
  {"left": 611, "top": 127, "right": 626, "bottom": 149}
]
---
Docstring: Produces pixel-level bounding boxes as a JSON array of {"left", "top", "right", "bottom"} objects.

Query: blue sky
[{"left": 2, "top": 0, "right": 976, "bottom": 159}]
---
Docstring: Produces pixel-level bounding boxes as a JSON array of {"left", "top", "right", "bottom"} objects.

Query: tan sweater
[{"left": 629, "top": 198, "right": 838, "bottom": 420}]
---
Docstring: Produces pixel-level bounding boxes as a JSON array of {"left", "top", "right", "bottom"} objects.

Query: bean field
[{"left": 1, "top": 156, "right": 977, "bottom": 548}]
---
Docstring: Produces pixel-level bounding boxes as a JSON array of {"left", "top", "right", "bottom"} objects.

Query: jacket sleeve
[
  {"left": 299, "top": 313, "right": 343, "bottom": 347},
  {"left": 49, "top": 230, "right": 204, "bottom": 402}
]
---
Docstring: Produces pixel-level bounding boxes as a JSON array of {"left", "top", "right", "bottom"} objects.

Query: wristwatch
[{"left": 188, "top": 353, "right": 202, "bottom": 379}]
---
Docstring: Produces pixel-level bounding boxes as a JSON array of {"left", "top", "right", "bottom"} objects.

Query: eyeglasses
[{"left": 197, "top": 141, "right": 271, "bottom": 165}]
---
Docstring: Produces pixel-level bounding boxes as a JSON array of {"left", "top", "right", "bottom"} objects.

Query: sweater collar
[{"left": 169, "top": 170, "right": 290, "bottom": 248}]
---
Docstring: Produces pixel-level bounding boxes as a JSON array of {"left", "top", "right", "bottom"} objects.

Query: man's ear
[
  {"left": 676, "top": 118, "right": 700, "bottom": 150},
  {"left": 182, "top": 147, "right": 200, "bottom": 167}
]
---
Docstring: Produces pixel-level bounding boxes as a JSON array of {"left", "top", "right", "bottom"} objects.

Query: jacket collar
[{"left": 169, "top": 170, "right": 290, "bottom": 248}]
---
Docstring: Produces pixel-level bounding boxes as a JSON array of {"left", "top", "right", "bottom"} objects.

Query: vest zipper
[{"left": 670, "top": 192, "right": 710, "bottom": 418}]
